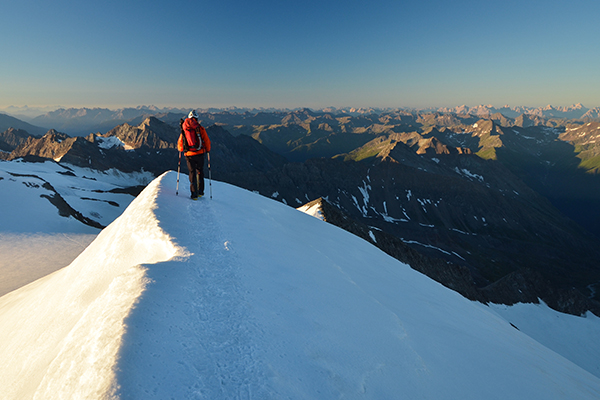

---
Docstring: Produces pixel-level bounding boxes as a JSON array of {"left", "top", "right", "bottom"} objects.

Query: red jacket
[{"left": 178, "top": 118, "right": 211, "bottom": 156}]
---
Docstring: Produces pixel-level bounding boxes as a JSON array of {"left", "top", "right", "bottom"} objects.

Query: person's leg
[{"left": 185, "top": 156, "right": 198, "bottom": 198}]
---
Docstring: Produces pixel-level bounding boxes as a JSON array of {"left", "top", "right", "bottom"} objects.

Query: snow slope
[
  {"left": 0, "top": 159, "right": 151, "bottom": 295},
  {"left": 489, "top": 301, "right": 600, "bottom": 379},
  {"left": 0, "top": 159, "right": 152, "bottom": 234},
  {"left": 1, "top": 171, "right": 600, "bottom": 399},
  {"left": 0, "top": 232, "right": 96, "bottom": 296}
]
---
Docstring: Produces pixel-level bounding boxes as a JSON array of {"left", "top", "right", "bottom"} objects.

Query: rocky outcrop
[
  {"left": 10, "top": 130, "right": 79, "bottom": 162},
  {"left": 0, "top": 127, "right": 33, "bottom": 153},
  {"left": 104, "top": 117, "right": 179, "bottom": 150},
  {"left": 7, "top": 128, "right": 169, "bottom": 172}
]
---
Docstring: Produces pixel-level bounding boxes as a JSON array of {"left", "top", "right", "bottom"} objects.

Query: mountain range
[
  {"left": 2, "top": 107, "right": 600, "bottom": 317},
  {"left": 3, "top": 103, "right": 599, "bottom": 136}
]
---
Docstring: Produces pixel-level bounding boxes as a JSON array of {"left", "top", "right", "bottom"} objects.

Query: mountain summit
[{"left": 1, "top": 172, "right": 599, "bottom": 399}]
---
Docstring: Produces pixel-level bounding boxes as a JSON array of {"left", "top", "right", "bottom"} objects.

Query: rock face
[
  {"left": 0, "top": 128, "right": 33, "bottom": 157},
  {"left": 9, "top": 130, "right": 138, "bottom": 171},
  {"left": 11, "top": 130, "right": 81, "bottom": 160},
  {"left": 104, "top": 117, "right": 179, "bottom": 150}
]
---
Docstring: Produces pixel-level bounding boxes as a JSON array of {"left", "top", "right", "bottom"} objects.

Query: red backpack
[
  {"left": 182, "top": 118, "right": 202, "bottom": 150},
  {"left": 177, "top": 118, "right": 202, "bottom": 152}
]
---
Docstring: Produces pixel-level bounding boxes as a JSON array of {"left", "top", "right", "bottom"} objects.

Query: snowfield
[
  {"left": 1, "top": 170, "right": 600, "bottom": 399},
  {"left": 0, "top": 159, "right": 151, "bottom": 295},
  {"left": 0, "top": 160, "right": 152, "bottom": 234}
]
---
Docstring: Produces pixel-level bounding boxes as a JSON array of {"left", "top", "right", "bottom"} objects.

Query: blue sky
[{"left": 2, "top": 0, "right": 600, "bottom": 109}]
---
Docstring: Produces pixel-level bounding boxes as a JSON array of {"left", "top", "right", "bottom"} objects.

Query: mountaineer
[{"left": 178, "top": 110, "right": 211, "bottom": 199}]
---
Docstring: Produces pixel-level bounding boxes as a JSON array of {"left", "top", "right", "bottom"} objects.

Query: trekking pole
[
  {"left": 207, "top": 152, "right": 212, "bottom": 199},
  {"left": 176, "top": 151, "right": 181, "bottom": 195}
]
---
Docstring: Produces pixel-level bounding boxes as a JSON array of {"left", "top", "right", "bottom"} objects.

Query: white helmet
[{"left": 188, "top": 110, "right": 198, "bottom": 119}]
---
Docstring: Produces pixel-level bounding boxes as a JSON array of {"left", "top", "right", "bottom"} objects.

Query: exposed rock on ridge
[{"left": 104, "top": 117, "right": 179, "bottom": 150}]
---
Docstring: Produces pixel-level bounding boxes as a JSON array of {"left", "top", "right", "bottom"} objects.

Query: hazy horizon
[{"left": 1, "top": 102, "right": 598, "bottom": 114}]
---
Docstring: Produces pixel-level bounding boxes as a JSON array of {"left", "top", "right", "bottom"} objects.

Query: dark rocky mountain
[
  {"left": 10, "top": 130, "right": 83, "bottom": 161},
  {"left": 415, "top": 119, "right": 600, "bottom": 237},
  {"left": 253, "top": 151, "right": 600, "bottom": 313},
  {"left": 249, "top": 114, "right": 600, "bottom": 239}
]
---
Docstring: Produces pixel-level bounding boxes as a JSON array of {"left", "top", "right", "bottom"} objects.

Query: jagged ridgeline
[{"left": 2, "top": 106, "right": 600, "bottom": 316}]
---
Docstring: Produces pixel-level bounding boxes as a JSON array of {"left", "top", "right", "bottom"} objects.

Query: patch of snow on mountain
[
  {"left": 382, "top": 213, "right": 409, "bottom": 223},
  {"left": 378, "top": 201, "right": 409, "bottom": 223},
  {"left": 368, "top": 230, "right": 377, "bottom": 243},
  {"left": 401, "top": 238, "right": 454, "bottom": 257},
  {"left": 452, "top": 228, "right": 476, "bottom": 235},
  {"left": 358, "top": 180, "right": 371, "bottom": 208},
  {"left": 351, "top": 194, "right": 368, "bottom": 217},
  {"left": 417, "top": 198, "right": 431, "bottom": 212},
  {"left": 97, "top": 136, "right": 126, "bottom": 149},
  {"left": 455, "top": 167, "right": 484, "bottom": 182}
]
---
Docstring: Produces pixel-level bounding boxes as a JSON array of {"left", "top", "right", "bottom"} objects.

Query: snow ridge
[
  {"left": 114, "top": 192, "right": 268, "bottom": 399},
  {"left": 0, "top": 175, "right": 179, "bottom": 399}
]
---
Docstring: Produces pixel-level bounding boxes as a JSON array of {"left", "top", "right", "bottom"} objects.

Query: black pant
[{"left": 185, "top": 153, "right": 205, "bottom": 197}]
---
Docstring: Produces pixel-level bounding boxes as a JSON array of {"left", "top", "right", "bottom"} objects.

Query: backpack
[
  {"left": 178, "top": 117, "right": 204, "bottom": 153},
  {"left": 179, "top": 118, "right": 190, "bottom": 152}
]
